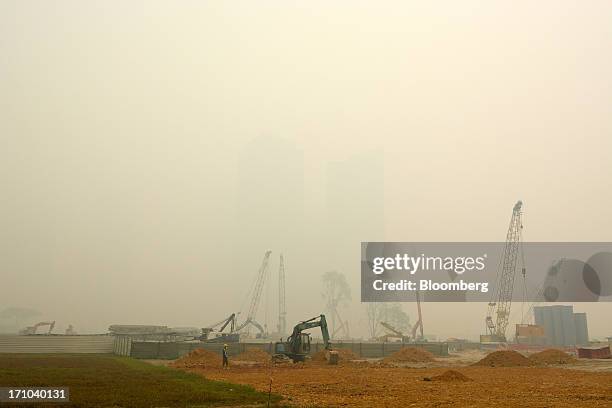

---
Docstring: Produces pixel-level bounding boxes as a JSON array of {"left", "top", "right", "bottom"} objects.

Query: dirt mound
[
  {"left": 171, "top": 348, "right": 221, "bottom": 368},
  {"left": 383, "top": 347, "right": 435, "bottom": 363},
  {"left": 473, "top": 350, "right": 534, "bottom": 367},
  {"left": 529, "top": 349, "right": 576, "bottom": 365},
  {"left": 311, "top": 350, "right": 327, "bottom": 362},
  {"left": 233, "top": 348, "right": 271, "bottom": 363},
  {"left": 311, "top": 348, "right": 358, "bottom": 362},
  {"left": 429, "top": 370, "right": 473, "bottom": 382}
]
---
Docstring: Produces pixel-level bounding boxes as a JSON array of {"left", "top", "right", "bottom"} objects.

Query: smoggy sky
[{"left": 1, "top": 1, "right": 611, "bottom": 340}]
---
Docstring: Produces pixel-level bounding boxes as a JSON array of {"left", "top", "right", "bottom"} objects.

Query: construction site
[
  {"left": 129, "top": 201, "right": 611, "bottom": 406},
  {"left": 2, "top": 3, "right": 612, "bottom": 406},
  {"left": 3, "top": 201, "right": 611, "bottom": 407}
]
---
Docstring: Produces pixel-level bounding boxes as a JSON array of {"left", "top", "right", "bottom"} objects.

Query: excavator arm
[
  {"left": 218, "top": 313, "right": 236, "bottom": 333},
  {"left": 289, "top": 315, "right": 331, "bottom": 350}
]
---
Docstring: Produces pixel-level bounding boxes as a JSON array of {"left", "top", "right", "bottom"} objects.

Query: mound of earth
[
  {"left": 233, "top": 348, "right": 271, "bottom": 363},
  {"left": 529, "top": 349, "right": 576, "bottom": 365},
  {"left": 383, "top": 347, "right": 435, "bottom": 363},
  {"left": 473, "top": 350, "right": 534, "bottom": 367},
  {"left": 171, "top": 348, "right": 221, "bottom": 368},
  {"left": 311, "top": 348, "right": 358, "bottom": 362},
  {"left": 429, "top": 370, "right": 473, "bottom": 382}
]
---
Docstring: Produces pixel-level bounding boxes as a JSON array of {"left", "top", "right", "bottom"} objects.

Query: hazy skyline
[{"left": 1, "top": 1, "right": 611, "bottom": 340}]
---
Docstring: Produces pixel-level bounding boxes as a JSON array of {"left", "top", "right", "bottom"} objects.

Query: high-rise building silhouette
[{"left": 325, "top": 152, "right": 385, "bottom": 270}]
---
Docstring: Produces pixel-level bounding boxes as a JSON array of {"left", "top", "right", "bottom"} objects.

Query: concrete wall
[
  {"left": 128, "top": 341, "right": 448, "bottom": 360},
  {"left": 0, "top": 335, "right": 114, "bottom": 354}
]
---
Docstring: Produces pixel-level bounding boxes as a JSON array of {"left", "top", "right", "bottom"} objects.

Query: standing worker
[{"left": 222, "top": 344, "right": 229, "bottom": 368}]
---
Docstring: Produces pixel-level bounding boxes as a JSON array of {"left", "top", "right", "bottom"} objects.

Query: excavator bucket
[{"left": 327, "top": 350, "right": 339, "bottom": 365}]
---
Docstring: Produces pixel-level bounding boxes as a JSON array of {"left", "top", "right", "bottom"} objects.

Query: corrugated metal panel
[
  {"left": 577, "top": 346, "right": 611, "bottom": 359},
  {"left": 129, "top": 340, "right": 449, "bottom": 359},
  {"left": 573, "top": 313, "right": 589, "bottom": 345},
  {"left": 112, "top": 336, "right": 132, "bottom": 356},
  {"left": 0, "top": 335, "right": 114, "bottom": 354},
  {"left": 535, "top": 305, "right": 587, "bottom": 346}
]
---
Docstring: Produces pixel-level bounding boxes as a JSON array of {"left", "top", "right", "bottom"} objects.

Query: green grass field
[{"left": 0, "top": 354, "right": 282, "bottom": 407}]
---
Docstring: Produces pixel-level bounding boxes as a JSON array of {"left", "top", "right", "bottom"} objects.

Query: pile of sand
[
  {"left": 233, "top": 348, "right": 271, "bottom": 363},
  {"left": 311, "top": 349, "right": 358, "bottom": 362},
  {"left": 383, "top": 347, "right": 435, "bottom": 363},
  {"left": 171, "top": 348, "right": 221, "bottom": 368},
  {"left": 529, "top": 349, "right": 576, "bottom": 365},
  {"left": 428, "top": 370, "right": 473, "bottom": 382},
  {"left": 473, "top": 350, "right": 534, "bottom": 367}
]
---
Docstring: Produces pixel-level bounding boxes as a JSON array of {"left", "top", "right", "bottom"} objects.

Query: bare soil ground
[{"left": 173, "top": 351, "right": 612, "bottom": 407}]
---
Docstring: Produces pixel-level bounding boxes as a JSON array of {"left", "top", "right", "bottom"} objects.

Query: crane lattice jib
[
  {"left": 278, "top": 254, "right": 287, "bottom": 334},
  {"left": 488, "top": 201, "right": 523, "bottom": 339},
  {"left": 246, "top": 250, "right": 272, "bottom": 324}
]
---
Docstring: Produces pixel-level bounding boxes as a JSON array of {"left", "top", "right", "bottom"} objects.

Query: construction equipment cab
[{"left": 274, "top": 314, "right": 331, "bottom": 362}]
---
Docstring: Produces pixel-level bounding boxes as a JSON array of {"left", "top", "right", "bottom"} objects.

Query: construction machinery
[
  {"left": 277, "top": 254, "right": 287, "bottom": 336},
  {"left": 515, "top": 323, "right": 546, "bottom": 345},
  {"left": 19, "top": 321, "right": 55, "bottom": 335},
  {"left": 378, "top": 299, "right": 423, "bottom": 343},
  {"left": 109, "top": 325, "right": 198, "bottom": 341},
  {"left": 331, "top": 309, "right": 350, "bottom": 339},
  {"left": 482, "top": 200, "right": 525, "bottom": 344},
  {"left": 201, "top": 313, "right": 240, "bottom": 343},
  {"left": 274, "top": 314, "right": 331, "bottom": 363},
  {"left": 322, "top": 271, "right": 351, "bottom": 339},
  {"left": 412, "top": 289, "right": 424, "bottom": 341},
  {"left": 235, "top": 250, "right": 272, "bottom": 337},
  {"left": 378, "top": 321, "right": 410, "bottom": 342}
]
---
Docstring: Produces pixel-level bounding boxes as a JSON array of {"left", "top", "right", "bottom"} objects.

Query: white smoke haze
[{"left": 1, "top": 1, "right": 611, "bottom": 340}]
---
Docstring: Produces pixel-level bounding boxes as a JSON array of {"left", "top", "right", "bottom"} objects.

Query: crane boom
[
  {"left": 380, "top": 321, "right": 403, "bottom": 337},
  {"left": 412, "top": 289, "right": 424, "bottom": 341},
  {"left": 235, "top": 250, "right": 272, "bottom": 333},
  {"left": 205, "top": 313, "right": 236, "bottom": 332},
  {"left": 218, "top": 313, "right": 236, "bottom": 332},
  {"left": 331, "top": 307, "right": 350, "bottom": 339},
  {"left": 278, "top": 254, "right": 287, "bottom": 335},
  {"left": 485, "top": 200, "right": 525, "bottom": 342}
]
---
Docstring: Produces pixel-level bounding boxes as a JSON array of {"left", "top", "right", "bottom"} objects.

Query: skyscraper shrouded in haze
[{"left": 326, "top": 152, "right": 385, "bottom": 271}]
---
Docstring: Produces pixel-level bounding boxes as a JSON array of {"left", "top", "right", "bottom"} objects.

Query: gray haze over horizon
[{"left": 1, "top": 1, "right": 611, "bottom": 340}]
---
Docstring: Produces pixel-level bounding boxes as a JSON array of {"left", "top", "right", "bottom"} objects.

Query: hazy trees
[
  {"left": 365, "top": 303, "right": 410, "bottom": 339},
  {"left": 321, "top": 271, "right": 351, "bottom": 338}
]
